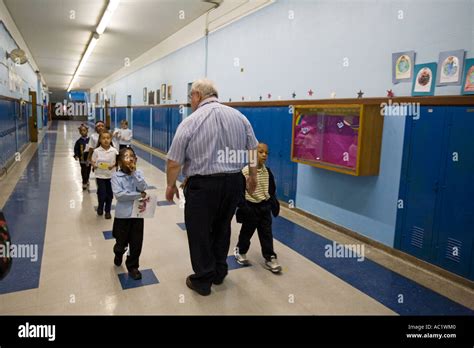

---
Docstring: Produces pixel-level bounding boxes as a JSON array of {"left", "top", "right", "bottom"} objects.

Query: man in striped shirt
[{"left": 166, "top": 79, "right": 258, "bottom": 296}]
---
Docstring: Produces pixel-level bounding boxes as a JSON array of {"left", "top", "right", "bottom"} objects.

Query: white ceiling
[{"left": 4, "top": 0, "right": 216, "bottom": 92}]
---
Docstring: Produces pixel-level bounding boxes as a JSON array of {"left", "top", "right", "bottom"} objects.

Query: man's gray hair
[{"left": 191, "top": 79, "right": 219, "bottom": 99}]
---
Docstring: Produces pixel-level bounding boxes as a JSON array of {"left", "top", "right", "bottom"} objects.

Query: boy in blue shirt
[{"left": 111, "top": 147, "right": 148, "bottom": 280}]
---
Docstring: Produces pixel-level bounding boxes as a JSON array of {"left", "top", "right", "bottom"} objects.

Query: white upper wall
[
  {"left": 0, "top": 0, "right": 46, "bottom": 99},
  {"left": 92, "top": 0, "right": 474, "bottom": 106}
]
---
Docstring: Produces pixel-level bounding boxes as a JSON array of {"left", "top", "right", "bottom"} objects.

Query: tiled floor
[{"left": 0, "top": 121, "right": 472, "bottom": 315}]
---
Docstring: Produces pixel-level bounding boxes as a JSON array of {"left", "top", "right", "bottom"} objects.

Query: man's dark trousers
[{"left": 184, "top": 172, "right": 245, "bottom": 292}]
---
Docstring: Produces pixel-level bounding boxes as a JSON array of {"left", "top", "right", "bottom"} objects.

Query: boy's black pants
[
  {"left": 96, "top": 178, "right": 113, "bottom": 213},
  {"left": 237, "top": 200, "right": 277, "bottom": 261},
  {"left": 80, "top": 162, "right": 91, "bottom": 185},
  {"left": 112, "top": 218, "right": 144, "bottom": 271}
]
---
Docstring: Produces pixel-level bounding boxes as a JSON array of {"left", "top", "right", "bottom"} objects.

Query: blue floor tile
[
  {"left": 103, "top": 230, "right": 113, "bottom": 240},
  {"left": 176, "top": 222, "right": 186, "bottom": 230},
  {"left": 118, "top": 269, "right": 159, "bottom": 290},
  {"left": 227, "top": 255, "right": 251, "bottom": 270}
]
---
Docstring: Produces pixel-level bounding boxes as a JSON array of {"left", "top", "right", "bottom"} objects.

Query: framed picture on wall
[
  {"left": 156, "top": 89, "right": 161, "bottom": 104},
  {"left": 412, "top": 62, "right": 437, "bottom": 96},
  {"left": 143, "top": 87, "right": 147, "bottom": 102},
  {"left": 436, "top": 49, "right": 465, "bottom": 86},
  {"left": 461, "top": 58, "right": 474, "bottom": 95},
  {"left": 392, "top": 51, "right": 415, "bottom": 84},
  {"left": 167, "top": 85, "right": 173, "bottom": 100},
  {"left": 187, "top": 82, "right": 193, "bottom": 104},
  {"left": 161, "top": 84, "right": 166, "bottom": 100},
  {"left": 148, "top": 90, "right": 155, "bottom": 105}
]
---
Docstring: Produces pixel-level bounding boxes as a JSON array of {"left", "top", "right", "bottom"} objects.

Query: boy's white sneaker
[
  {"left": 264, "top": 256, "right": 282, "bottom": 273},
  {"left": 234, "top": 247, "right": 249, "bottom": 265}
]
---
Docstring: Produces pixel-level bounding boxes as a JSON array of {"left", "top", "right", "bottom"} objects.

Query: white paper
[{"left": 131, "top": 194, "right": 157, "bottom": 218}]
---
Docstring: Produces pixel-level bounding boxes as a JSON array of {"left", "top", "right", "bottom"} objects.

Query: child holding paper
[
  {"left": 111, "top": 147, "right": 148, "bottom": 280},
  {"left": 91, "top": 131, "right": 118, "bottom": 219}
]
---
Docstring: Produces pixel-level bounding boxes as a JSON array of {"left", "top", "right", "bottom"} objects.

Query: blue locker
[
  {"left": 132, "top": 107, "right": 150, "bottom": 145},
  {"left": 435, "top": 107, "right": 474, "bottom": 277},
  {"left": 152, "top": 108, "right": 167, "bottom": 152},
  {"left": 167, "top": 107, "right": 182, "bottom": 152},
  {"left": 116, "top": 108, "right": 127, "bottom": 125},
  {"left": 397, "top": 107, "right": 446, "bottom": 260},
  {"left": 396, "top": 106, "right": 474, "bottom": 280},
  {"left": 236, "top": 107, "right": 297, "bottom": 203}
]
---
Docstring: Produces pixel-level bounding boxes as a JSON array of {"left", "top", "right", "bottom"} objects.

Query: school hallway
[{"left": 0, "top": 120, "right": 472, "bottom": 316}]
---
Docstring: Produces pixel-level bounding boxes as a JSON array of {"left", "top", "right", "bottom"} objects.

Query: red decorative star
[
  {"left": 387, "top": 89, "right": 394, "bottom": 98},
  {"left": 308, "top": 89, "right": 314, "bottom": 96},
  {"left": 267, "top": 93, "right": 272, "bottom": 99}
]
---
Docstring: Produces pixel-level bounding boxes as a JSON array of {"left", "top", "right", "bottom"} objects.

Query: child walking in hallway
[
  {"left": 73, "top": 124, "right": 91, "bottom": 190},
  {"left": 234, "top": 143, "right": 282, "bottom": 273},
  {"left": 91, "top": 131, "right": 118, "bottom": 219},
  {"left": 111, "top": 147, "right": 148, "bottom": 280}
]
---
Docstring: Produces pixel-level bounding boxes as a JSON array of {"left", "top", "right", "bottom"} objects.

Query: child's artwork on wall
[
  {"left": 461, "top": 58, "right": 474, "bottom": 95},
  {"left": 436, "top": 49, "right": 465, "bottom": 86},
  {"left": 392, "top": 51, "right": 415, "bottom": 84},
  {"left": 412, "top": 63, "right": 437, "bottom": 96}
]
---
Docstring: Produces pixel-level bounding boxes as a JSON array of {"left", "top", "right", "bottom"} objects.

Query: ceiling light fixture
[
  {"left": 67, "top": 0, "right": 120, "bottom": 91},
  {"left": 96, "top": 0, "right": 120, "bottom": 35}
]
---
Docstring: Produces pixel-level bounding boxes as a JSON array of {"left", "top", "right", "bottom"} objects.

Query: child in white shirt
[{"left": 91, "top": 131, "right": 119, "bottom": 219}]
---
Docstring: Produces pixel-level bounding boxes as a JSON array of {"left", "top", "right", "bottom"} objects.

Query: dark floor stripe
[{"left": 0, "top": 132, "right": 57, "bottom": 294}]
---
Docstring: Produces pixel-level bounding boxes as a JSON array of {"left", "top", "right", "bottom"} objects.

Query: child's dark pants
[
  {"left": 96, "top": 178, "right": 113, "bottom": 213},
  {"left": 112, "top": 218, "right": 144, "bottom": 271},
  {"left": 80, "top": 162, "right": 91, "bottom": 185},
  {"left": 237, "top": 200, "right": 277, "bottom": 261}
]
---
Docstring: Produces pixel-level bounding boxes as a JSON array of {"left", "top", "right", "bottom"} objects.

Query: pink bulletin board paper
[
  {"left": 322, "top": 116, "right": 358, "bottom": 168},
  {"left": 293, "top": 112, "right": 359, "bottom": 169},
  {"left": 293, "top": 115, "right": 323, "bottom": 161}
]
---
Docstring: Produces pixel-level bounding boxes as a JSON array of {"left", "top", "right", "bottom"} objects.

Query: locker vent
[
  {"left": 410, "top": 226, "right": 424, "bottom": 248},
  {"left": 445, "top": 238, "right": 462, "bottom": 263}
]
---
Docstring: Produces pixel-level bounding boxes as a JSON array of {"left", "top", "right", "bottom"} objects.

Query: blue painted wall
[
  {"left": 0, "top": 98, "right": 29, "bottom": 169},
  {"left": 92, "top": 0, "right": 474, "bottom": 247}
]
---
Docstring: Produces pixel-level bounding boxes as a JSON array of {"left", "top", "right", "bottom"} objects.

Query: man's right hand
[
  {"left": 165, "top": 184, "right": 180, "bottom": 202},
  {"left": 247, "top": 175, "right": 257, "bottom": 194}
]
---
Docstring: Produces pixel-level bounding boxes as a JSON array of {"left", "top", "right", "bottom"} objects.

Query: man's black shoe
[
  {"left": 186, "top": 276, "right": 211, "bottom": 296},
  {"left": 114, "top": 255, "right": 122, "bottom": 266},
  {"left": 212, "top": 277, "right": 225, "bottom": 285}
]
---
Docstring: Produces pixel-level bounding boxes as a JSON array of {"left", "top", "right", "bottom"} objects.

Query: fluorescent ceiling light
[
  {"left": 67, "top": 35, "right": 99, "bottom": 91},
  {"left": 67, "top": 0, "right": 120, "bottom": 91},
  {"left": 96, "top": 0, "right": 120, "bottom": 35}
]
